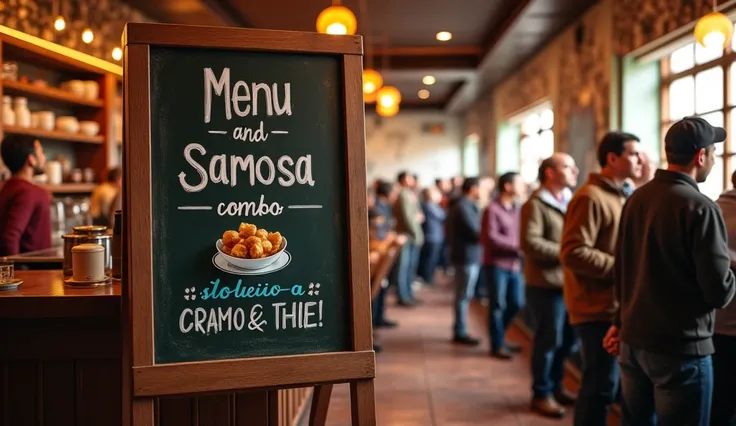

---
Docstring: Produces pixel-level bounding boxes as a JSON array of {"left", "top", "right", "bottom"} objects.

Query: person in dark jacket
[
  {"left": 371, "top": 181, "right": 399, "bottom": 329},
  {"left": 447, "top": 177, "right": 482, "bottom": 345},
  {"left": 712, "top": 170, "right": 736, "bottom": 426},
  {"left": 605, "top": 116, "right": 736, "bottom": 426},
  {"left": 418, "top": 186, "right": 446, "bottom": 284}
]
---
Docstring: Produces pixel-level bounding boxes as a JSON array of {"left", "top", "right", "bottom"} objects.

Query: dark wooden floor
[{"left": 320, "top": 276, "right": 594, "bottom": 426}]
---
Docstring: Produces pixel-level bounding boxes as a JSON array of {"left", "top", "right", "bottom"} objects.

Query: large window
[
  {"left": 519, "top": 108, "right": 555, "bottom": 184},
  {"left": 661, "top": 33, "right": 736, "bottom": 199}
]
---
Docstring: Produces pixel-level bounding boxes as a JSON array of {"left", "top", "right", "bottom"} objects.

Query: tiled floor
[{"left": 320, "top": 276, "right": 592, "bottom": 426}]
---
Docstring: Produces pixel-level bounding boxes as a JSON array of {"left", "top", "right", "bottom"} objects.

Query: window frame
[
  {"left": 660, "top": 44, "right": 733, "bottom": 195},
  {"left": 518, "top": 108, "right": 554, "bottom": 185}
]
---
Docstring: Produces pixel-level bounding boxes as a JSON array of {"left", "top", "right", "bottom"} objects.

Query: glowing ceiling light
[
  {"left": 436, "top": 31, "right": 452, "bottom": 42},
  {"left": 82, "top": 28, "right": 94, "bottom": 44},
  {"left": 53, "top": 16, "right": 66, "bottom": 31},
  {"left": 316, "top": 6, "right": 357, "bottom": 36},
  {"left": 112, "top": 47, "right": 123, "bottom": 61}
]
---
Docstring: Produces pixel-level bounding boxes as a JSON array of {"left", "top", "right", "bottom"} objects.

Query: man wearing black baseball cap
[{"left": 604, "top": 116, "right": 736, "bottom": 425}]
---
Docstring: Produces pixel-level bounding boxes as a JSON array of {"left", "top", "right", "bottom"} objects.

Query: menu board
[{"left": 148, "top": 46, "right": 351, "bottom": 364}]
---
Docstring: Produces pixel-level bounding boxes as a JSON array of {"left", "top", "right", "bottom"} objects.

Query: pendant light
[
  {"left": 316, "top": 1, "right": 357, "bottom": 35},
  {"left": 694, "top": 0, "right": 734, "bottom": 49},
  {"left": 363, "top": 69, "right": 383, "bottom": 96},
  {"left": 376, "top": 85, "right": 401, "bottom": 109},
  {"left": 376, "top": 102, "right": 398, "bottom": 117},
  {"left": 52, "top": 0, "right": 65, "bottom": 31}
]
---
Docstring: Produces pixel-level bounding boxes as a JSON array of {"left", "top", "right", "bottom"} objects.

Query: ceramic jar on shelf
[
  {"left": 2, "top": 96, "right": 15, "bottom": 126},
  {"left": 13, "top": 97, "right": 30, "bottom": 128}
]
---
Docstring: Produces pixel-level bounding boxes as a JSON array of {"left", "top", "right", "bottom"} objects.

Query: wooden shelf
[
  {"left": 3, "top": 125, "right": 103, "bottom": 144},
  {"left": 41, "top": 183, "right": 95, "bottom": 194},
  {"left": 2, "top": 80, "right": 103, "bottom": 108}
]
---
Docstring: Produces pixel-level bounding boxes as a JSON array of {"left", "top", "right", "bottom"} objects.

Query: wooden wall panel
[{"left": 0, "top": 316, "right": 310, "bottom": 426}]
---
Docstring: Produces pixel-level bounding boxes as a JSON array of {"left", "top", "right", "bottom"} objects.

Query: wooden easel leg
[
  {"left": 309, "top": 384, "right": 333, "bottom": 426},
  {"left": 132, "top": 399, "right": 155, "bottom": 426},
  {"left": 350, "top": 379, "right": 376, "bottom": 426}
]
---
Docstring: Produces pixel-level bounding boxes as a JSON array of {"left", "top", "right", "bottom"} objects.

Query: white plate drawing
[{"left": 212, "top": 251, "right": 292, "bottom": 276}]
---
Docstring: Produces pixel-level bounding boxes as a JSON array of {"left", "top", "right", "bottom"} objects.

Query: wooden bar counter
[{"left": 0, "top": 271, "right": 310, "bottom": 426}]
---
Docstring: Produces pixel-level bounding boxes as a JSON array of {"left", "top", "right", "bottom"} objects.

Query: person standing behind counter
[
  {"left": 0, "top": 134, "right": 51, "bottom": 256},
  {"left": 90, "top": 167, "right": 121, "bottom": 228},
  {"left": 606, "top": 117, "right": 736, "bottom": 426}
]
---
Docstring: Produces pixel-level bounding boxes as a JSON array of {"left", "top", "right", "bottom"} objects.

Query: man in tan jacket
[
  {"left": 561, "top": 131, "right": 643, "bottom": 426},
  {"left": 521, "top": 152, "right": 579, "bottom": 418}
]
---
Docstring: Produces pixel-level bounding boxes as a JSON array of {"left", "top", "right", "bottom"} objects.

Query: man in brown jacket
[
  {"left": 561, "top": 131, "right": 643, "bottom": 426},
  {"left": 521, "top": 152, "right": 579, "bottom": 418}
]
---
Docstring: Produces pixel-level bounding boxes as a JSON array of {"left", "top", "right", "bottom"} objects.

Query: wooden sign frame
[{"left": 122, "top": 22, "right": 375, "bottom": 425}]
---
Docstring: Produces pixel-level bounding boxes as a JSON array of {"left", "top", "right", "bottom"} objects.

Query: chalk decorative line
[
  {"left": 178, "top": 206, "right": 213, "bottom": 211},
  {"left": 207, "top": 130, "right": 289, "bottom": 135},
  {"left": 287, "top": 205, "right": 323, "bottom": 209}
]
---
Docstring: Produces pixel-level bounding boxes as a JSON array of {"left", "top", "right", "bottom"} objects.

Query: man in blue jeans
[
  {"left": 482, "top": 172, "right": 525, "bottom": 359},
  {"left": 561, "top": 131, "right": 644, "bottom": 426},
  {"left": 447, "top": 177, "right": 482, "bottom": 345},
  {"left": 605, "top": 117, "right": 736, "bottom": 425},
  {"left": 520, "top": 153, "right": 579, "bottom": 418}
]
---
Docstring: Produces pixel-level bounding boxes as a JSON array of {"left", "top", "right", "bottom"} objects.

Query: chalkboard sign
[
  {"left": 123, "top": 25, "right": 375, "bottom": 419},
  {"left": 149, "top": 46, "right": 350, "bottom": 363}
]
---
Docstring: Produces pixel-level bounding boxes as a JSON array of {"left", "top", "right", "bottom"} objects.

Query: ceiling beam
[
  {"left": 445, "top": 0, "right": 535, "bottom": 113},
  {"left": 201, "top": 0, "right": 253, "bottom": 27},
  {"left": 378, "top": 55, "right": 478, "bottom": 72},
  {"left": 372, "top": 46, "right": 482, "bottom": 57}
]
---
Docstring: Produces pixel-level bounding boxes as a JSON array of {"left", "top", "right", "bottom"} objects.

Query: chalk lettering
[
  {"left": 178, "top": 143, "right": 314, "bottom": 192},
  {"left": 217, "top": 195, "right": 284, "bottom": 217},
  {"left": 179, "top": 307, "right": 247, "bottom": 335},
  {"left": 203, "top": 67, "right": 292, "bottom": 123},
  {"left": 273, "top": 301, "right": 324, "bottom": 330}
]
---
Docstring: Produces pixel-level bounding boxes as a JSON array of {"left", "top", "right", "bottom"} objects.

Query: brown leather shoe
[
  {"left": 554, "top": 388, "right": 577, "bottom": 406},
  {"left": 531, "top": 396, "right": 566, "bottom": 418}
]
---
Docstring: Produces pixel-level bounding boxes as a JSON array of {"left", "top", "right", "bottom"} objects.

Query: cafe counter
[{"left": 0, "top": 271, "right": 311, "bottom": 425}]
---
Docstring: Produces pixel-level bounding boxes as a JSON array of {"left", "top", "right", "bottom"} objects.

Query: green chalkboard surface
[{"left": 149, "top": 46, "right": 350, "bottom": 364}]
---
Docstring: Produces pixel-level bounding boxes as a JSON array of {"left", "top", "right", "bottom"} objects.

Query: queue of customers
[{"left": 369, "top": 116, "right": 736, "bottom": 426}]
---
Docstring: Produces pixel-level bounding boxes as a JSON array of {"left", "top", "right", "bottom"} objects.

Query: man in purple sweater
[{"left": 481, "top": 171, "right": 526, "bottom": 359}]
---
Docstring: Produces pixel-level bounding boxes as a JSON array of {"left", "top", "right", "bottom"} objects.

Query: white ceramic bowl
[
  {"left": 79, "top": 121, "right": 100, "bottom": 136},
  {"left": 216, "top": 237, "right": 287, "bottom": 270},
  {"left": 56, "top": 116, "right": 79, "bottom": 133}
]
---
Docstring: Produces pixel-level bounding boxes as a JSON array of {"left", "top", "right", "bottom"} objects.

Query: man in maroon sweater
[
  {"left": 0, "top": 135, "right": 51, "bottom": 256},
  {"left": 481, "top": 171, "right": 525, "bottom": 359}
]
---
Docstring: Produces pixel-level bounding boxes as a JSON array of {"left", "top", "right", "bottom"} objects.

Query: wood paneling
[
  {"left": 0, "top": 315, "right": 310, "bottom": 426},
  {"left": 0, "top": 272, "right": 310, "bottom": 426}
]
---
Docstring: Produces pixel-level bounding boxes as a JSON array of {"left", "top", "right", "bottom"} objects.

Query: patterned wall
[
  {"left": 555, "top": 0, "right": 612, "bottom": 152},
  {"left": 491, "top": 0, "right": 612, "bottom": 155},
  {"left": 494, "top": 46, "right": 555, "bottom": 120},
  {"left": 0, "top": 0, "right": 149, "bottom": 62},
  {"left": 613, "top": 0, "right": 711, "bottom": 55}
]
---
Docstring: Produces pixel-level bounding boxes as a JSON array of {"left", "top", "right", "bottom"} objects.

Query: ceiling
[{"left": 121, "top": 0, "right": 599, "bottom": 112}]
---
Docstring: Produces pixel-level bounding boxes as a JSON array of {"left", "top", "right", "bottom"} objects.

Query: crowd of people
[{"left": 367, "top": 116, "right": 736, "bottom": 426}]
